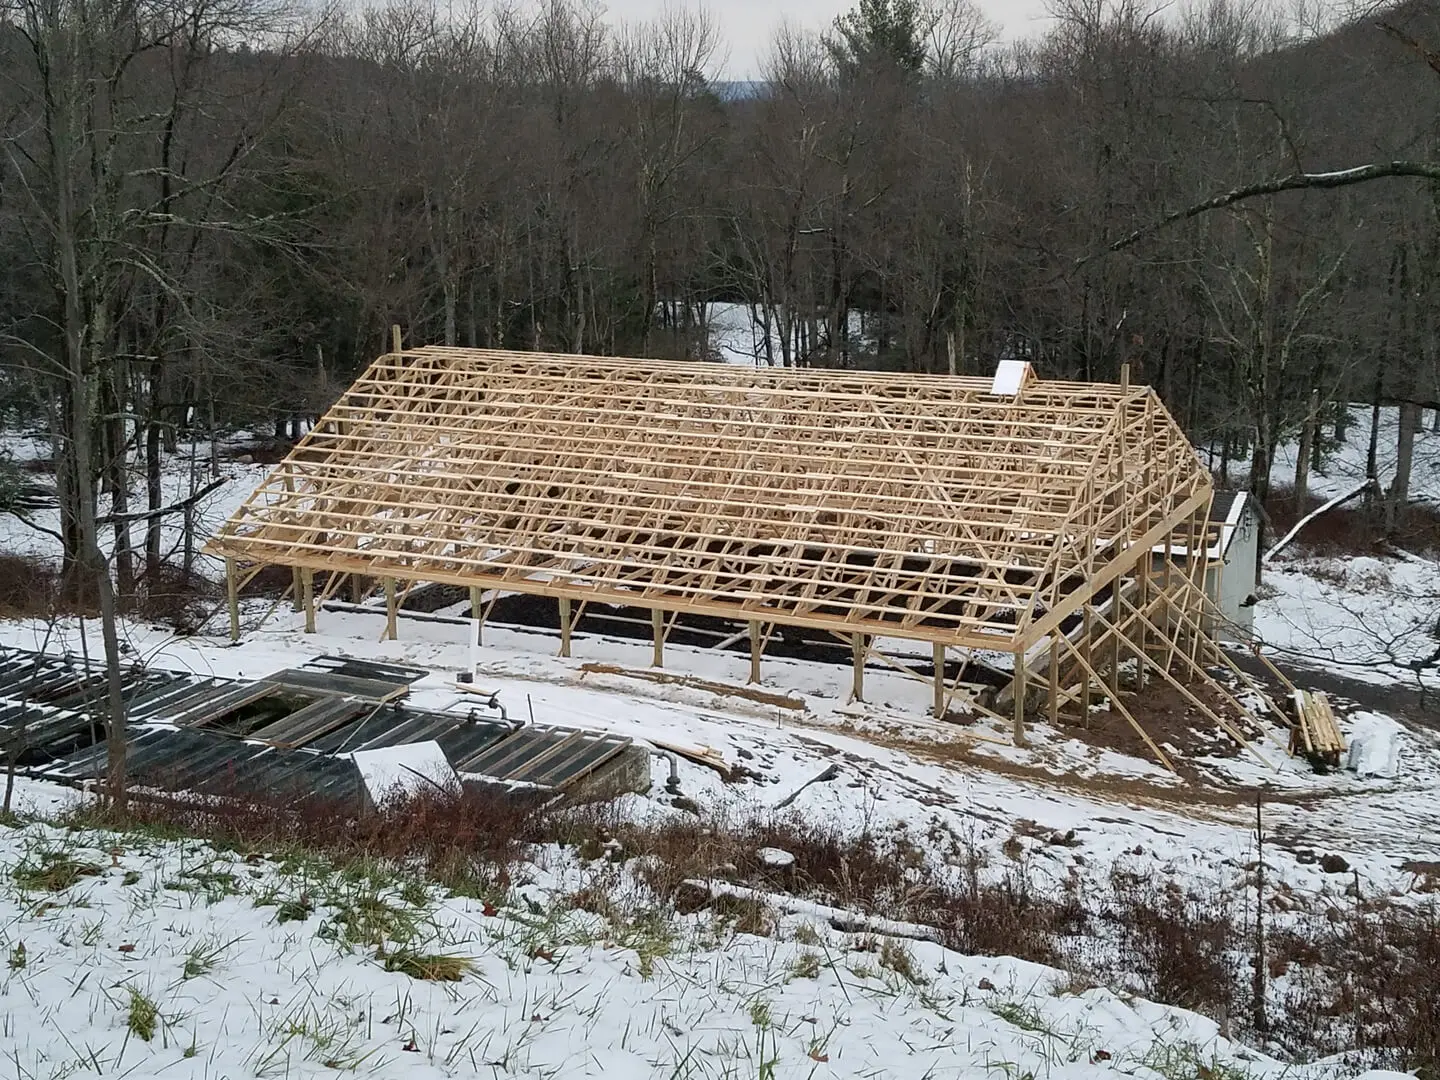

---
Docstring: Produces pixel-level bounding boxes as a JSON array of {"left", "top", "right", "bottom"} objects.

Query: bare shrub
[
  {"left": 0, "top": 554, "right": 66, "bottom": 617},
  {"left": 1103, "top": 873, "right": 1240, "bottom": 1018}
]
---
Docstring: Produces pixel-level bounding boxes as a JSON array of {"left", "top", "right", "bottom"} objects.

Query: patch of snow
[
  {"left": 1228, "top": 404, "right": 1440, "bottom": 503},
  {"left": 0, "top": 815, "right": 1352, "bottom": 1080},
  {"left": 1255, "top": 553, "right": 1440, "bottom": 689}
]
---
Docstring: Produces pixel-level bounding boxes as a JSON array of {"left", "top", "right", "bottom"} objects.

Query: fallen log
[{"left": 1263, "top": 479, "right": 1378, "bottom": 564}]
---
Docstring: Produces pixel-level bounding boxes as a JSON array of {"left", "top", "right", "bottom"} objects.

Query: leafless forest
[{"left": 2, "top": 0, "right": 1439, "bottom": 601}]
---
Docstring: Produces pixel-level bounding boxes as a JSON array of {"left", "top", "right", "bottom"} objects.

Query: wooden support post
[
  {"left": 748, "top": 621, "right": 762, "bottom": 684},
  {"left": 652, "top": 608, "right": 664, "bottom": 668},
  {"left": 1108, "top": 594, "right": 1121, "bottom": 697},
  {"left": 302, "top": 568, "right": 315, "bottom": 634},
  {"left": 468, "top": 585, "right": 482, "bottom": 620},
  {"left": 1012, "top": 649, "right": 1027, "bottom": 745},
  {"left": 932, "top": 641, "right": 946, "bottom": 719},
  {"left": 391, "top": 323, "right": 402, "bottom": 354},
  {"left": 383, "top": 577, "right": 397, "bottom": 641},
  {"left": 349, "top": 575, "right": 366, "bottom": 603},
  {"left": 1048, "top": 636, "right": 1060, "bottom": 726},
  {"left": 1080, "top": 607, "right": 1093, "bottom": 724},
  {"left": 851, "top": 633, "right": 865, "bottom": 701},
  {"left": 283, "top": 471, "right": 300, "bottom": 614},
  {"left": 1135, "top": 561, "right": 1148, "bottom": 690},
  {"left": 559, "top": 596, "right": 572, "bottom": 658},
  {"left": 225, "top": 558, "right": 240, "bottom": 643}
]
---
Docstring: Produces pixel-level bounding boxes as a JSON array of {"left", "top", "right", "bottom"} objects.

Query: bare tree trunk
[
  {"left": 1386, "top": 401, "right": 1422, "bottom": 533},
  {"left": 1294, "top": 388, "right": 1319, "bottom": 512},
  {"left": 1365, "top": 369, "right": 1383, "bottom": 508},
  {"left": 145, "top": 392, "right": 164, "bottom": 581}
]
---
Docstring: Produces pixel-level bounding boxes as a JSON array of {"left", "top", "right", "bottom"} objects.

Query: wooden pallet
[{"left": 1292, "top": 690, "right": 1345, "bottom": 761}]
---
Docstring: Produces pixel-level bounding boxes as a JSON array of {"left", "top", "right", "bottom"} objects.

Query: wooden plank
[
  {"left": 225, "top": 557, "right": 240, "bottom": 643},
  {"left": 578, "top": 662, "right": 804, "bottom": 711},
  {"left": 261, "top": 668, "right": 410, "bottom": 703},
  {"left": 852, "top": 633, "right": 865, "bottom": 703}
]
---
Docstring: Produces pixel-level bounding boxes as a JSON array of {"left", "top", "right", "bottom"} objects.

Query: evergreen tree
[{"left": 824, "top": 0, "right": 928, "bottom": 79}]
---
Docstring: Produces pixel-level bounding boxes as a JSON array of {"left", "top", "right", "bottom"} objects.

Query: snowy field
[{"left": 2, "top": 809, "right": 1404, "bottom": 1080}]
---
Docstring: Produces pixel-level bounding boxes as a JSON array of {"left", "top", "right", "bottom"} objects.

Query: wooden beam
[
  {"left": 225, "top": 557, "right": 240, "bottom": 643},
  {"left": 1057, "top": 636, "right": 1175, "bottom": 773},
  {"left": 1048, "top": 635, "right": 1060, "bottom": 726},
  {"left": 391, "top": 323, "right": 402, "bottom": 353},
  {"left": 851, "top": 633, "right": 865, "bottom": 702},
  {"left": 302, "top": 568, "right": 315, "bottom": 634},
  {"left": 383, "top": 577, "right": 398, "bottom": 641},
  {"left": 1012, "top": 649, "right": 1027, "bottom": 745},
  {"left": 559, "top": 596, "right": 573, "bottom": 658},
  {"left": 291, "top": 566, "right": 303, "bottom": 613},
  {"left": 932, "top": 642, "right": 946, "bottom": 719},
  {"left": 748, "top": 620, "right": 762, "bottom": 684},
  {"left": 652, "top": 607, "right": 664, "bottom": 668}
]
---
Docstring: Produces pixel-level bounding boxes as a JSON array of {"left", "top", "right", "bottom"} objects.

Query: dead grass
[
  {"left": 381, "top": 950, "right": 477, "bottom": 981},
  {"left": 12, "top": 850, "right": 104, "bottom": 891},
  {"left": 75, "top": 782, "right": 546, "bottom": 899},
  {"left": 126, "top": 564, "right": 221, "bottom": 633}
]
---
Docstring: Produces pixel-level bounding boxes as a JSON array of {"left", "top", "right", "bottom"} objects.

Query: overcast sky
[{"left": 603, "top": 0, "right": 1055, "bottom": 79}]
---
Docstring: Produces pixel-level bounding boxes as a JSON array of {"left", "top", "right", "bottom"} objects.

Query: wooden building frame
[{"left": 208, "top": 346, "right": 1280, "bottom": 770}]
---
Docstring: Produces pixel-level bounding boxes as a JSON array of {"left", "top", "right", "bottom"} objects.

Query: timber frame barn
[{"left": 209, "top": 346, "right": 1280, "bottom": 772}]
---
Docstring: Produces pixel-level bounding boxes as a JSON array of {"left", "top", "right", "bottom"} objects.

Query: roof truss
[{"left": 208, "top": 348, "right": 1211, "bottom": 651}]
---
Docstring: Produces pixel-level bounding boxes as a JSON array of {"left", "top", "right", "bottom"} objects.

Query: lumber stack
[{"left": 1291, "top": 689, "right": 1345, "bottom": 763}]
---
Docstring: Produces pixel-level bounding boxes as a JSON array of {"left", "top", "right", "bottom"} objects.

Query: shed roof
[{"left": 208, "top": 348, "right": 1212, "bottom": 651}]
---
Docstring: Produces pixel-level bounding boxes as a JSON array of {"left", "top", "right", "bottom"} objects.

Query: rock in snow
[{"left": 757, "top": 846, "right": 796, "bottom": 869}]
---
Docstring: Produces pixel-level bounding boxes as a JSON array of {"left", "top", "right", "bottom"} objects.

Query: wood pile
[{"left": 1292, "top": 689, "right": 1345, "bottom": 763}]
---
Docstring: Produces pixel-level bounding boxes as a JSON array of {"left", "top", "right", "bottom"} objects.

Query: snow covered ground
[
  {"left": 1, "top": 811, "right": 1396, "bottom": 1080},
  {"left": 1240, "top": 407, "right": 1440, "bottom": 689},
  {"left": 0, "top": 430, "right": 267, "bottom": 572},
  {"left": 4, "top": 602, "right": 1438, "bottom": 917},
  {"left": 1267, "top": 405, "right": 1440, "bottom": 504}
]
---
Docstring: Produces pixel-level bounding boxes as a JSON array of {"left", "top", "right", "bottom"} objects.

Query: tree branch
[
  {"left": 1104, "top": 161, "right": 1440, "bottom": 255},
  {"left": 94, "top": 477, "right": 228, "bottom": 526}
]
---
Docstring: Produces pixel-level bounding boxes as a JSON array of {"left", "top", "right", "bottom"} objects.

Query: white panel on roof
[{"left": 990, "top": 360, "right": 1031, "bottom": 396}]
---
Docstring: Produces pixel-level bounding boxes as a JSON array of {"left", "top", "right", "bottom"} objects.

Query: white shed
[
  {"left": 1152, "top": 490, "right": 1261, "bottom": 641},
  {"left": 1206, "top": 491, "right": 1261, "bottom": 638}
]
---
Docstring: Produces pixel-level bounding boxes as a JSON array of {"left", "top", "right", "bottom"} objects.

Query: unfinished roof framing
[{"left": 210, "top": 347, "right": 1289, "bottom": 770}]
